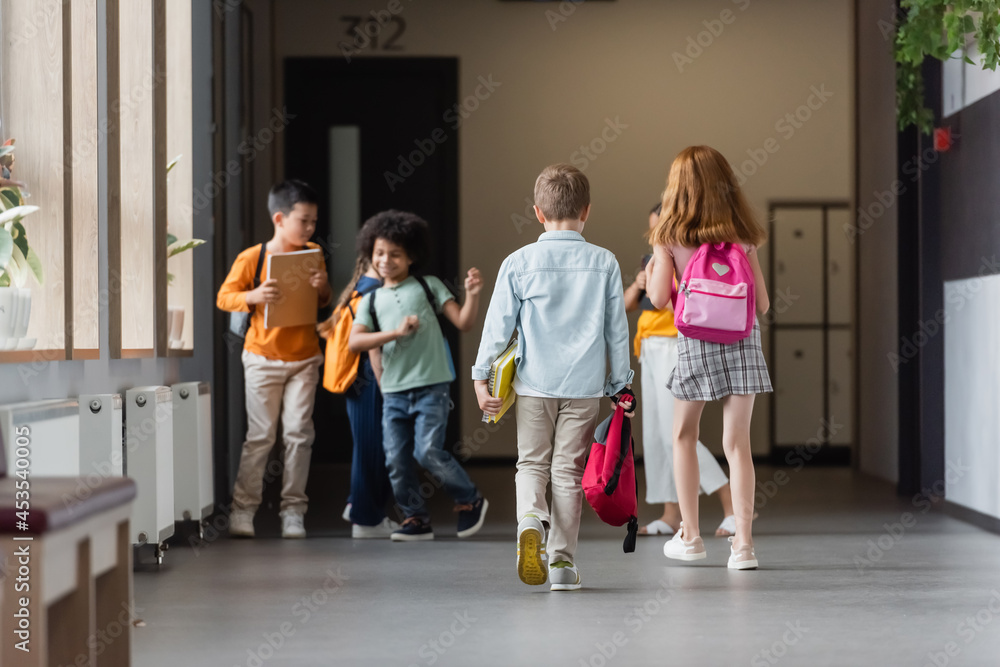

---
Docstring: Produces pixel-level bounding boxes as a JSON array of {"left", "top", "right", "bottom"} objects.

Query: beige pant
[
  {"left": 515, "top": 396, "right": 601, "bottom": 564},
  {"left": 232, "top": 350, "right": 322, "bottom": 514}
]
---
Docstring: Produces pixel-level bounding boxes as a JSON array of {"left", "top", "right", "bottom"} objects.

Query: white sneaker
[
  {"left": 663, "top": 523, "right": 706, "bottom": 561},
  {"left": 341, "top": 503, "right": 352, "bottom": 523},
  {"left": 727, "top": 537, "right": 758, "bottom": 570},
  {"left": 280, "top": 510, "right": 306, "bottom": 539},
  {"left": 517, "top": 514, "right": 548, "bottom": 585},
  {"left": 352, "top": 517, "right": 400, "bottom": 539},
  {"left": 229, "top": 509, "right": 255, "bottom": 538},
  {"left": 549, "top": 561, "right": 582, "bottom": 592}
]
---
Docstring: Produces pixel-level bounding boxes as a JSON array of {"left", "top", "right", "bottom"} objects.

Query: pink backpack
[
  {"left": 673, "top": 242, "right": 756, "bottom": 344},
  {"left": 583, "top": 390, "right": 638, "bottom": 554}
]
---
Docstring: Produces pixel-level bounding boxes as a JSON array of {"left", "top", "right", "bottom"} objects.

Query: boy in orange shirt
[{"left": 217, "top": 180, "right": 332, "bottom": 538}]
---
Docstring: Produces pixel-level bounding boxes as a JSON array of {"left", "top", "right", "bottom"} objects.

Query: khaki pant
[
  {"left": 515, "top": 396, "right": 601, "bottom": 564},
  {"left": 232, "top": 350, "right": 322, "bottom": 514}
]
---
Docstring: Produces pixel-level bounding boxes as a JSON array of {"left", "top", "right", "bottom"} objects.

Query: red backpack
[{"left": 583, "top": 390, "right": 639, "bottom": 553}]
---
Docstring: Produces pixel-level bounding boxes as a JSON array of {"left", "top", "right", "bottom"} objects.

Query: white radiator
[
  {"left": 125, "top": 386, "right": 175, "bottom": 545},
  {"left": 0, "top": 399, "right": 80, "bottom": 476},
  {"left": 79, "top": 394, "right": 124, "bottom": 480},
  {"left": 172, "top": 381, "right": 215, "bottom": 521}
]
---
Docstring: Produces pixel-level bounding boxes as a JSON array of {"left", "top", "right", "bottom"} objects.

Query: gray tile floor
[{"left": 134, "top": 465, "right": 1000, "bottom": 666}]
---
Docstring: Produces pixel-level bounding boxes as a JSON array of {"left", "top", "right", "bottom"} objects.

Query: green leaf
[
  {"left": 166, "top": 154, "right": 183, "bottom": 174},
  {"left": 167, "top": 272, "right": 175, "bottom": 285},
  {"left": 0, "top": 145, "right": 14, "bottom": 159},
  {"left": 963, "top": 14, "right": 977, "bottom": 34},
  {"left": 0, "top": 187, "right": 20, "bottom": 211},
  {"left": 24, "top": 247, "right": 43, "bottom": 286},
  {"left": 0, "top": 272, "right": 9, "bottom": 287},
  {"left": 10, "top": 222, "right": 28, "bottom": 260},
  {"left": 168, "top": 238, "right": 206, "bottom": 258},
  {"left": 167, "top": 233, "right": 178, "bottom": 246},
  {"left": 0, "top": 227, "right": 12, "bottom": 271}
]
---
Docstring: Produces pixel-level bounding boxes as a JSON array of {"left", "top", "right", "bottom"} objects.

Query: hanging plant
[{"left": 894, "top": 0, "right": 1000, "bottom": 133}]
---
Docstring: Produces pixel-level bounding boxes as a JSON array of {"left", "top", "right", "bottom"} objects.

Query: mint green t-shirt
[{"left": 355, "top": 275, "right": 456, "bottom": 394}]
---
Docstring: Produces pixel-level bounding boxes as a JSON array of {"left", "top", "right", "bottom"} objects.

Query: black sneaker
[
  {"left": 456, "top": 497, "right": 489, "bottom": 538},
  {"left": 391, "top": 517, "right": 434, "bottom": 542}
]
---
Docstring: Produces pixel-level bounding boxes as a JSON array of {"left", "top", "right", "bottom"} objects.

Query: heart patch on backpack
[{"left": 712, "top": 263, "right": 730, "bottom": 276}]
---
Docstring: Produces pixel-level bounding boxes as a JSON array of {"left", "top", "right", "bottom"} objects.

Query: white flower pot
[
  {"left": 13, "top": 288, "right": 30, "bottom": 338},
  {"left": 0, "top": 287, "right": 16, "bottom": 348}
]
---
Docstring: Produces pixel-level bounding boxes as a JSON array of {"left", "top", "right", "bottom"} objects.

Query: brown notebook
[{"left": 263, "top": 248, "right": 323, "bottom": 329}]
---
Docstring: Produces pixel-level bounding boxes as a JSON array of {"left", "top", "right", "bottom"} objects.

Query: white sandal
[{"left": 639, "top": 519, "right": 676, "bottom": 536}]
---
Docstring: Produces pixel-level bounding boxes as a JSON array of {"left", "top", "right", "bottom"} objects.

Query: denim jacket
[{"left": 472, "top": 230, "right": 634, "bottom": 398}]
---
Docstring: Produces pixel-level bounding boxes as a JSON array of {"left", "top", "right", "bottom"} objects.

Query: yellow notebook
[{"left": 483, "top": 339, "right": 517, "bottom": 424}]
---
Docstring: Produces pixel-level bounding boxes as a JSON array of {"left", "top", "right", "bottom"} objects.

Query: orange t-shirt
[{"left": 216, "top": 242, "right": 326, "bottom": 362}]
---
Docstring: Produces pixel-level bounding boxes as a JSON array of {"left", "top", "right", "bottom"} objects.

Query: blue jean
[
  {"left": 382, "top": 382, "right": 478, "bottom": 519},
  {"left": 345, "top": 356, "right": 391, "bottom": 526}
]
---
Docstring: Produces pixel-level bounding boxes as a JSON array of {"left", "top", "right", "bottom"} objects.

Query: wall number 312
[{"left": 340, "top": 15, "right": 406, "bottom": 53}]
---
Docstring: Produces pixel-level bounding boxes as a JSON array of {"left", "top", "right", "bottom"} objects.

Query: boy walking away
[
  {"left": 473, "top": 164, "right": 634, "bottom": 591},
  {"left": 348, "top": 210, "right": 489, "bottom": 542},
  {"left": 217, "top": 180, "right": 332, "bottom": 539}
]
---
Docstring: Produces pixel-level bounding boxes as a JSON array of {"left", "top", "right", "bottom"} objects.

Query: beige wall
[
  {"left": 855, "top": 0, "right": 899, "bottom": 483},
  {"left": 260, "top": 0, "right": 853, "bottom": 458}
]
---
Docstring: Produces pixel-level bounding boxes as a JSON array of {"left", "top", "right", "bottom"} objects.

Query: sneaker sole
[
  {"left": 352, "top": 530, "right": 393, "bottom": 539},
  {"left": 457, "top": 498, "right": 489, "bottom": 538},
  {"left": 663, "top": 549, "right": 707, "bottom": 561},
  {"left": 728, "top": 559, "right": 759, "bottom": 570},
  {"left": 550, "top": 582, "right": 581, "bottom": 592},
  {"left": 390, "top": 532, "right": 435, "bottom": 542},
  {"left": 282, "top": 532, "right": 306, "bottom": 539},
  {"left": 517, "top": 528, "right": 547, "bottom": 585}
]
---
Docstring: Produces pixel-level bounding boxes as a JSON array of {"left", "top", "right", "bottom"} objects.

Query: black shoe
[
  {"left": 456, "top": 497, "right": 489, "bottom": 538},
  {"left": 391, "top": 517, "right": 434, "bottom": 542}
]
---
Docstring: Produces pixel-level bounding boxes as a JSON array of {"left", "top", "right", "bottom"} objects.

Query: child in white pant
[{"left": 625, "top": 204, "right": 737, "bottom": 537}]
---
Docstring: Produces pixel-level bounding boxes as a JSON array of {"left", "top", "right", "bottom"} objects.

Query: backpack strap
[
  {"left": 248, "top": 242, "right": 267, "bottom": 314},
  {"left": 413, "top": 275, "right": 438, "bottom": 312},
  {"left": 368, "top": 289, "right": 380, "bottom": 333}
]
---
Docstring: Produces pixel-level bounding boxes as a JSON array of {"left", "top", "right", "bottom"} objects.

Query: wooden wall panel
[
  {"left": 110, "top": 0, "right": 156, "bottom": 357},
  {"left": 71, "top": 0, "right": 100, "bottom": 357},
  {"left": 1, "top": 0, "right": 66, "bottom": 354},
  {"left": 166, "top": 0, "right": 195, "bottom": 352}
]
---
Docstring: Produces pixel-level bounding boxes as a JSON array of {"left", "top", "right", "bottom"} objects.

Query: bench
[{"left": 0, "top": 422, "right": 137, "bottom": 666}]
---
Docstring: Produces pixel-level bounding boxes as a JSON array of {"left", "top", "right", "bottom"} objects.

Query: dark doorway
[{"left": 284, "top": 57, "right": 461, "bottom": 464}]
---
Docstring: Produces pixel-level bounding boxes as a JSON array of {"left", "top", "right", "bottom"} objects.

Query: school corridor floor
[{"left": 134, "top": 465, "right": 1000, "bottom": 666}]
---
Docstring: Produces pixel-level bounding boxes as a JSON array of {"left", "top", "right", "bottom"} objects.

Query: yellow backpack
[{"left": 322, "top": 290, "right": 365, "bottom": 394}]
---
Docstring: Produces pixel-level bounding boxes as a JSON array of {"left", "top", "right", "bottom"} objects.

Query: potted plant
[
  {"left": 166, "top": 155, "right": 205, "bottom": 348},
  {"left": 0, "top": 139, "right": 43, "bottom": 351}
]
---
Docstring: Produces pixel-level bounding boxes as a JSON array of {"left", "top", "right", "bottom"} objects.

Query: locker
[
  {"left": 827, "top": 210, "right": 854, "bottom": 325},
  {"left": 774, "top": 330, "right": 825, "bottom": 445},
  {"left": 772, "top": 209, "right": 823, "bottom": 324},
  {"left": 827, "top": 330, "right": 853, "bottom": 445}
]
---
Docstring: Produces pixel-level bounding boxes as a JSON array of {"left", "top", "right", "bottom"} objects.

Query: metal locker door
[
  {"left": 774, "top": 330, "right": 825, "bottom": 445},
  {"left": 827, "top": 329, "right": 852, "bottom": 445},
  {"left": 772, "top": 209, "right": 824, "bottom": 325},
  {"left": 827, "top": 209, "right": 853, "bottom": 326}
]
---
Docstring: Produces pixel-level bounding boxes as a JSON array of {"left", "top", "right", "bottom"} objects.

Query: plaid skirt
[{"left": 666, "top": 320, "right": 773, "bottom": 401}]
